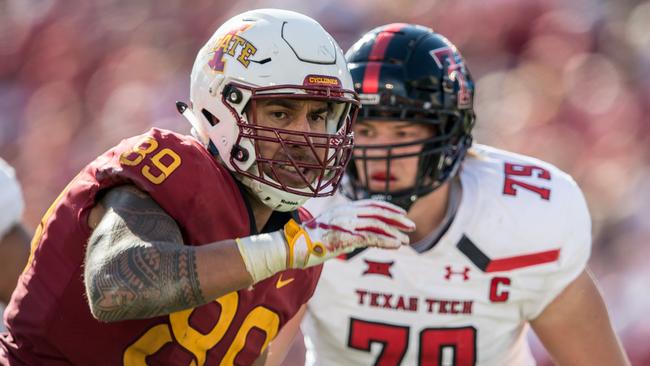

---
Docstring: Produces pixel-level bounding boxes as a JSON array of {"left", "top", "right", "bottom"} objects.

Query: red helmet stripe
[
  {"left": 361, "top": 62, "right": 381, "bottom": 93},
  {"left": 368, "top": 23, "right": 407, "bottom": 60},
  {"left": 362, "top": 23, "right": 407, "bottom": 93}
]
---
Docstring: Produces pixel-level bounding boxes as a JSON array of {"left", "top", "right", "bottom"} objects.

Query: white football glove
[{"left": 236, "top": 199, "right": 415, "bottom": 283}]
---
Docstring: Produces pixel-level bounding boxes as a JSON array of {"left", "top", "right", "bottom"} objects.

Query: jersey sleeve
[
  {"left": 87, "top": 128, "right": 250, "bottom": 245},
  {"left": 0, "top": 158, "right": 24, "bottom": 238},
  {"left": 522, "top": 177, "right": 592, "bottom": 320}
]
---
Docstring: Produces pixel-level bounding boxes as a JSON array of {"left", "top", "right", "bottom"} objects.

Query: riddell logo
[
  {"left": 359, "top": 93, "right": 380, "bottom": 105},
  {"left": 303, "top": 75, "right": 342, "bottom": 87}
]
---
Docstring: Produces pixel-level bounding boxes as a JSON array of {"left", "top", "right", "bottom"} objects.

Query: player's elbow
[
  {"left": 84, "top": 233, "right": 142, "bottom": 322},
  {"left": 84, "top": 264, "right": 134, "bottom": 323},
  {"left": 84, "top": 277, "right": 116, "bottom": 322}
]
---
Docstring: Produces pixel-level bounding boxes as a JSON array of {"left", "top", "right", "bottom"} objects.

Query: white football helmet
[{"left": 182, "top": 8, "right": 359, "bottom": 212}]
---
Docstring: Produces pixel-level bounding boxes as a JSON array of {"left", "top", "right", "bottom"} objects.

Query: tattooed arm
[{"left": 84, "top": 185, "right": 253, "bottom": 322}]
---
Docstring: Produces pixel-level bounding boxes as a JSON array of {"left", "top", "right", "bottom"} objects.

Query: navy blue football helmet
[{"left": 345, "top": 23, "right": 475, "bottom": 209}]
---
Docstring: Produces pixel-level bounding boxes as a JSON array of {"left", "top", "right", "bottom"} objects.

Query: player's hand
[
  {"left": 236, "top": 200, "right": 415, "bottom": 283},
  {"left": 282, "top": 200, "right": 416, "bottom": 269}
]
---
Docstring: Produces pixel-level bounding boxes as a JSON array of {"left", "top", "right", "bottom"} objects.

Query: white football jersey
[
  {"left": 0, "top": 158, "right": 24, "bottom": 239},
  {"left": 301, "top": 145, "right": 591, "bottom": 366}
]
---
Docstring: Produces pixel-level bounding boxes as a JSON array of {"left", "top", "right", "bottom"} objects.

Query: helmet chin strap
[
  {"left": 367, "top": 190, "right": 419, "bottom": 211},
  {"left": 238, "top": 173, "right": 309, "bottom": 212},
  {"left": 347, "top": 174, "right": 447, "bottom": 211},
  {"left": 359, "top": 179, "right": 443, "bottom": 211}
]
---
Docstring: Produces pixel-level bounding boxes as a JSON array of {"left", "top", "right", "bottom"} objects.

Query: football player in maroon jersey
[{"left": 0, "top": 10, "right": 414, "bottom": 366}]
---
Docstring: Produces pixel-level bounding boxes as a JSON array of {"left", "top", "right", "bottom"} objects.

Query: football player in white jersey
[
  {"left": 0, "top": 158, "right": 30, "bottom": 331},
  {"left": 266, "top": 24, "right": 630, "bottom": 366}
]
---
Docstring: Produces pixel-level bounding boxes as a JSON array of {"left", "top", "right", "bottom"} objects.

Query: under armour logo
[
  {"left": 444, "top": 265, "right": 470, "bottom": 281},
  {"left": 363, "top": 260, "right": 394, "bottom": 278}
]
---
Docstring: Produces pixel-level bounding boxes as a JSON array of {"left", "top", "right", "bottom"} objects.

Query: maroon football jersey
[{"left": 0, "top": 129, "right": 321, "bottom": 366}]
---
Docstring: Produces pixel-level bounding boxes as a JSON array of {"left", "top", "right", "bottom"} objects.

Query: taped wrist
[
  {"left": 282, "top": 219, "right": 326, "bottom": 268},
  {"left": 235, "top": 231, "right": 288, "bottom": 283}
]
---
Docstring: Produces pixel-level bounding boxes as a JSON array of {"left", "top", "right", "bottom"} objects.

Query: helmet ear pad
[
  {"left": 344, "top": 23, "right": 475, "bottom": 210},
  {"left": 185, "top": 9, "right": 360, "bottom": 212}
]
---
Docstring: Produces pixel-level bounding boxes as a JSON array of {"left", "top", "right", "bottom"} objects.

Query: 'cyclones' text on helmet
[
  {"left": 182, "top": 9, "right": 360, "bottom": 211},
  {"left": 345, "top": 23, "right": 475, "bottom": 209}
]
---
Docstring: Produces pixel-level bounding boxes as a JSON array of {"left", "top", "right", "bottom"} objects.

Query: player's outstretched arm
[
  {"left": 530, "top": 269, "right": 630, "bottom": 366},
  {"left": 85, "top": 186, "right": 415, "bottom": 322}
]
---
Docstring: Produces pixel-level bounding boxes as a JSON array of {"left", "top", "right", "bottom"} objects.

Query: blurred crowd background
[{"left": 1, "top": 0, "right": 649, "bottom": 364}]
